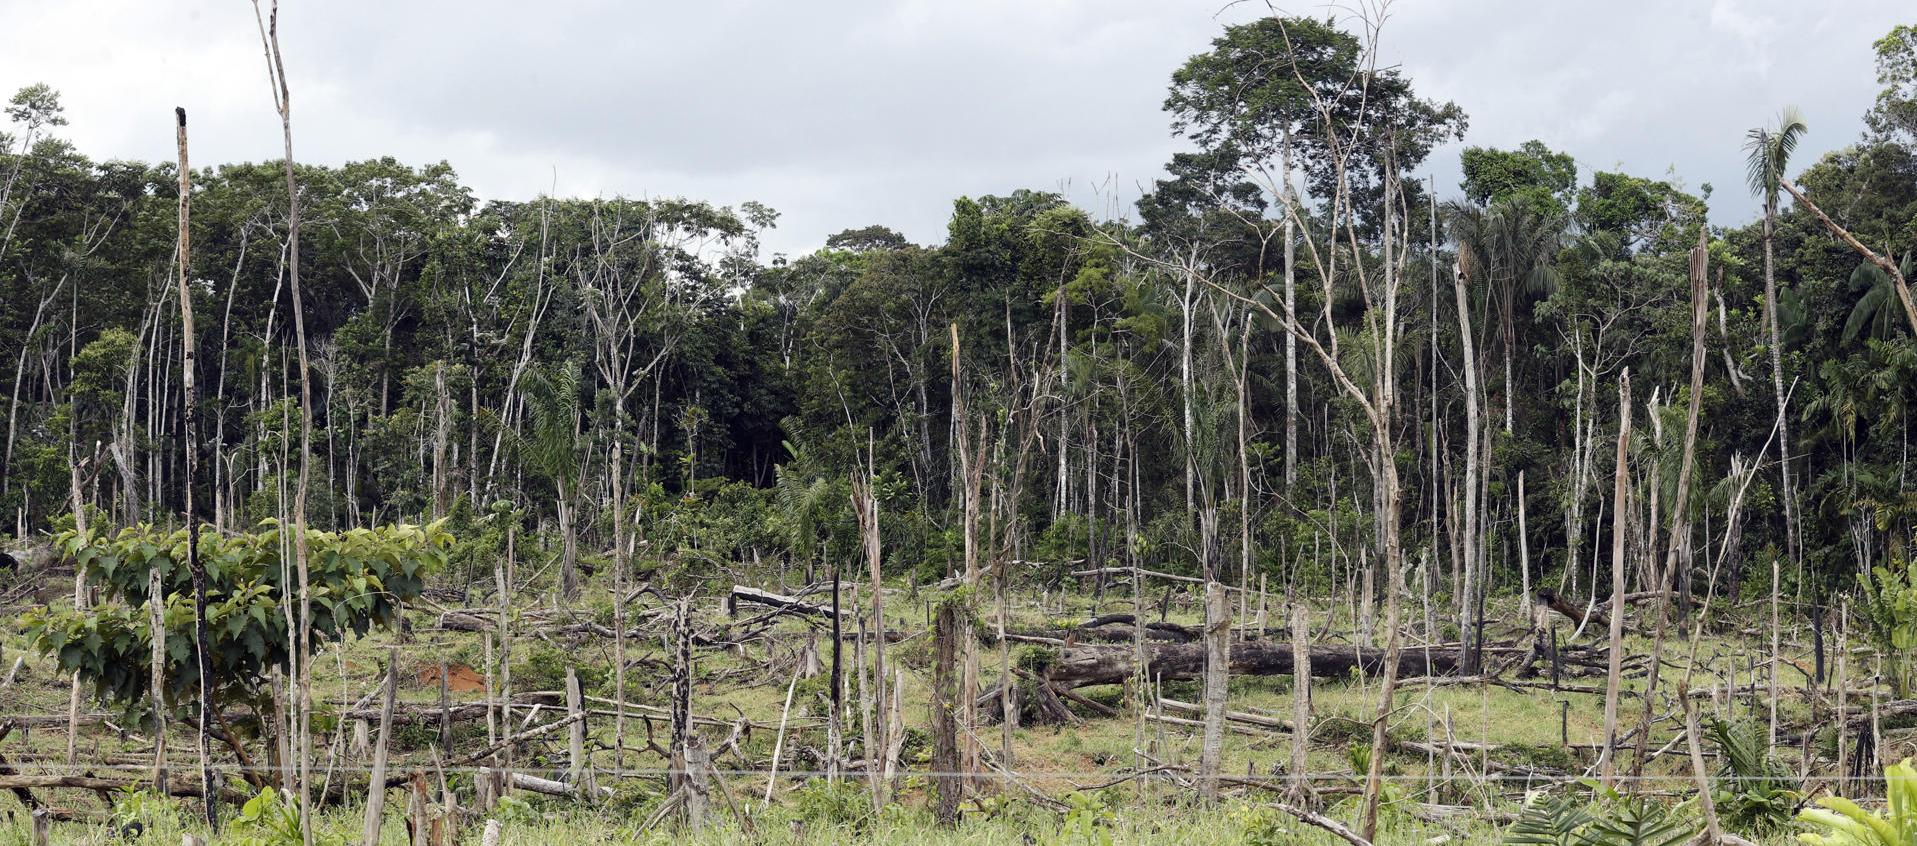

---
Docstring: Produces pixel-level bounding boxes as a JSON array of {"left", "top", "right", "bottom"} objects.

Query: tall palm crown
[
  {"left": 1745, "top": 107, "right": 1809, "bottom": 207},
  {"left": 1444, "top": 200, "right": 1566, "bottom": 296}
]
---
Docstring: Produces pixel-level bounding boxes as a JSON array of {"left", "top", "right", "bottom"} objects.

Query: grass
[{"left": 0, "top": 573, "right": 1888, "bottom": 845}]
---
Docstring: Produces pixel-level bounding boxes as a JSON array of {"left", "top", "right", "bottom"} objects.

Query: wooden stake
[
  {"left": 762, "top": 660, "right": 801, "bottom": 804},
  {"left": 361, "top": 649, "right": 397, "bottom": 846},
  {"left": 1198, "top": 581, "right": 1229, "bottom": 801},
  {"left": 566, "top": 667, "right": 592, "bottom": 798},
  {"left": 1289, "top": 601, "right": 1312, "bottom": 801}
]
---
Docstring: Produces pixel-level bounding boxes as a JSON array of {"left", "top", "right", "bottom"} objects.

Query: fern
[
  {"left": 1707, "top": 717, "right": 1801, "bottom": 833},
  {"left": 1503, "top": 787, "right": 1695, "bottom": 846},
  {"left": 1503, "top": 794, "right": 1590, "bottom": 845}
]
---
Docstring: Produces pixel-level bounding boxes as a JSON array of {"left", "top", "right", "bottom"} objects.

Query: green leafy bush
[
  {"left": 231, "top": 786, "right": 342, "bottom": 846},
  {"left": 21, "top": 520, "right": 451, "bottom": 723},
  {"left": 1043, "top": 791, "right": 1116, "bottom": 846},
  {"left": 1861, "top": 560, "right": 1917, "bottom": 696},
  {"left": 1796, "top": 758, "right": 1917, "bottom": 845}
]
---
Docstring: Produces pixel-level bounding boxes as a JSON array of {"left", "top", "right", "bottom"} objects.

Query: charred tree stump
[{"left": 930, "top": 600, "right": 961, "bottom": 827}]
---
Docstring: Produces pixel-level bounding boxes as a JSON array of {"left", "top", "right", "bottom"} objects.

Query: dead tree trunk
[
  {"left": 175, "top": 107, "right": 218, "bottom": 830},
  {"left": 1198, "top": 581, "right": 1230, "bottom": 801},
  {"left": 1049, "top": 640, "right": 1459, "bottom": 688},
  {"left": 250, "top": 7, "right": 315, "bottom": 839},
  {"left": 1629, "top": 229, "right": 1711, "bottom": 783},
  {"left": 362, "top": 651, "right": 397, "bottom": 846},
  {"left": 1450, "top": 257, "right": 1484, "bottom": 674},
  {"left": 1599, "top": 371, "right": 1633, "bottom": 787},
  {"left": 1288, "top": 602, "right": 1312, "bottom": 801},
  {"left": 930, "top": 599, "right": 961, "bottom": 826}
]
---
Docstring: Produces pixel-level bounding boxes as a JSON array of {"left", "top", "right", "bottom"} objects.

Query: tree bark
[
  {"left": 1198, "top": 581, "right": 1230, "bottom": 801},
  {"left": 175, "top": 107, "right": 218, "bottom": 830},
  {"left": 1450, "top": 258, "right": 1484, "bottom": 674},
  {"left": 1598, "top": 371, "right": 1632, "bottom": 787},
  {"left": 930, "top": 599, "right": 961, "bottom": 826},
  {"left": 361, "top": 651, "right": 397, "bottom": 846},
  {"left": 250, "top": 8, "right": 315, "bottom": 841}
]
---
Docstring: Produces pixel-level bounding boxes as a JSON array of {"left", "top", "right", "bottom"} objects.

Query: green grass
[{"left": 0, "top": 580, "right": 1881, "bottom": 846}]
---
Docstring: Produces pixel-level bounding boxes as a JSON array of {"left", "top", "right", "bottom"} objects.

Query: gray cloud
[{"left": 2, "top": 0, "right": 1904, "bottom": 257}]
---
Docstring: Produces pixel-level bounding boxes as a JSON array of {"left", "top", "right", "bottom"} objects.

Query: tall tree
[{"left": 1744, "top": 107, "right": 1809, "bottom": 574}]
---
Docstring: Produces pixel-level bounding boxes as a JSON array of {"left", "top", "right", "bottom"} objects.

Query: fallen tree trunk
[
  {"left": 343, "top": 692, "right": 564, "bottom": 725},
  {"left": 0, "top": 774, "right": 249, "bottom": 803},
  {"left": 505, "top": 770, "right": 613, "bottom": 801},
  {"left": 726, "top": 586, "right": 835, "bottom": 621},
  {"left": 1047, "top": 640, "right": 1463, "bottom": 688}
]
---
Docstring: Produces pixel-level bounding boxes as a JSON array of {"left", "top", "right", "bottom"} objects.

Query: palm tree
[
  {"left": 520, "top": 361, "right": 585, "bottom": 598},
  {"left": 1443, "top": 199, "right": 1565, "bottom": 674},
  {"left": 1445, "top": 200, "right": 1566, "bottom": 427},
  {"left": 1744, "top": 107, "right": 1808, "bottom": 573},
  {"left": 1843, "top": 255, "right": 1917, "bottom": 344}
]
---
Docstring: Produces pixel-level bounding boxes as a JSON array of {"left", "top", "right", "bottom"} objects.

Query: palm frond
[{"left": 1744, "top": 107, "right": 1809, "bottom": 200}]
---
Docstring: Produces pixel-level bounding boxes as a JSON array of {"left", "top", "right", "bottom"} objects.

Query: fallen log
[
  {"left": 1046, "top": 640, "right": 1462, "bottom": 689},
  {"left": 1157, "top": 697, "right": 1295, "bottom": 732},
  {"left": 343, "top": 692, "right": 564, "bottom": 725},
  {"left": 1074, "top": 614, "right": 1197, "bottom": 643},
  {"left": 504, "top": 770, "right": 612, "bottom": 801},
  {"left": 0, "top": 774, "right": 249, "bottom": 804},
  {"left": 726, "top": 586, "right": 835, "bottom": 621},
  {"left": 1535, "top": 589, "right": 1596, "bottom": 628}
]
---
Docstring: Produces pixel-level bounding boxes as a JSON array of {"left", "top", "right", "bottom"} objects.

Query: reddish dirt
[{"left": 414, "top": 662, "right": 486, "bottom": 693}]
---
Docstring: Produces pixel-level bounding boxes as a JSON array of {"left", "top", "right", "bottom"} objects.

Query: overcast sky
[{"left": 2, "top": 0, "right": 1906, "bottom": 257}]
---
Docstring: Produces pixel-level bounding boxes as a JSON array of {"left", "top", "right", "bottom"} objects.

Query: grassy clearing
[{"left": 0, "top": 581, "right": 1885, "bottom": 845}]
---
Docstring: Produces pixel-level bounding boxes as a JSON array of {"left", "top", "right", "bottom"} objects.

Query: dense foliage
[
  {"left": 0, "top": 14, "right": 1912, "bottom": 655},
  {"left": 21, "top": 520, "right": 450, "bottom": 720}
]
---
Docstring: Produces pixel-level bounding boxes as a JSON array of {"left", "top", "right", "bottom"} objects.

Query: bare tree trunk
[
  {"left": 1181, "top": 257, "right": 1197, "bottom": 516},
  {"left": 2, "top": 280, "right": 62, "bottom": 495},
  {"left": 431, "top": 361, "right": 449, "bottom": 517},
  {"left": 827, "top": 565, "right": 842, "bottom": 783},
  {"left": 852, "top": 467, "right": 888, "bottom": 808},
  {"left": 610, "top": 441, "right": 626, "bottom": 772},
  {"left": 1282, "top": 135, "right": 1299, "bottom": 489},
  {"left": 362, "top": 652, "right": 397, "bottom": 846},
  {"left": 1681, "top": 684, "right": 1724, "bottom": 843},
  {"left": 65, "top": 393, "right": 89, "bottom": 772},
  {"left": 1758, "top": 200, "right": 1799, "bottom": 591},
  {"left": 1198, "top": 581, "right": 1230, "bottom": 801},
  {"left": 1599, "top": 371, "right": 1633, "bottom": 787},
  {"left": 565, "top": 667, "right": 592, "bottom": 798},
  {"left": 949, "top": 324, "right": 981, "bottom": 783},
  {"left": 1769, "top": 551, "right": 1781, "bottom": 745},
  {"left": 1288, "top": 601, "right": 1311, "bottom": 801},
  {"left": 669, "top": 597, "right": 694, "bottom": 804},
  {"left": 1450, "top": 258, "right": 1483, "bottom": 675},
  {"left": 1517, "top": 472, "right": 1531, "bottom": 617},
  {"left": 930, "top": 599, "right": 960, "bottom": 826},
  {"left": 1628, "top": 229, "right": 1711, "bottom": 782},
  {"left": 251, "top": 8, "right": 313, "bottom": 840},
  {"left": 495, "top": 524, "right": 513, "bottom": 772},
  {"left": 174, "top": 108, "right": 218, "bottom": 830}
]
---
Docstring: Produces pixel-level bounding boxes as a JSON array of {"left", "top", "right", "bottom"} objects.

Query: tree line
[
  {"left": 4, "top": 10, "right": 1917, "bottom": 843},
  {"left": 3, "top": 17, "right": 1914, "bottom": 644}
]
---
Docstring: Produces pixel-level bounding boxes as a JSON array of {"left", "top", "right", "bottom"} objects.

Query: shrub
[{"left": 1796, "top": 758, "right": 1917, "bottom": 845}]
